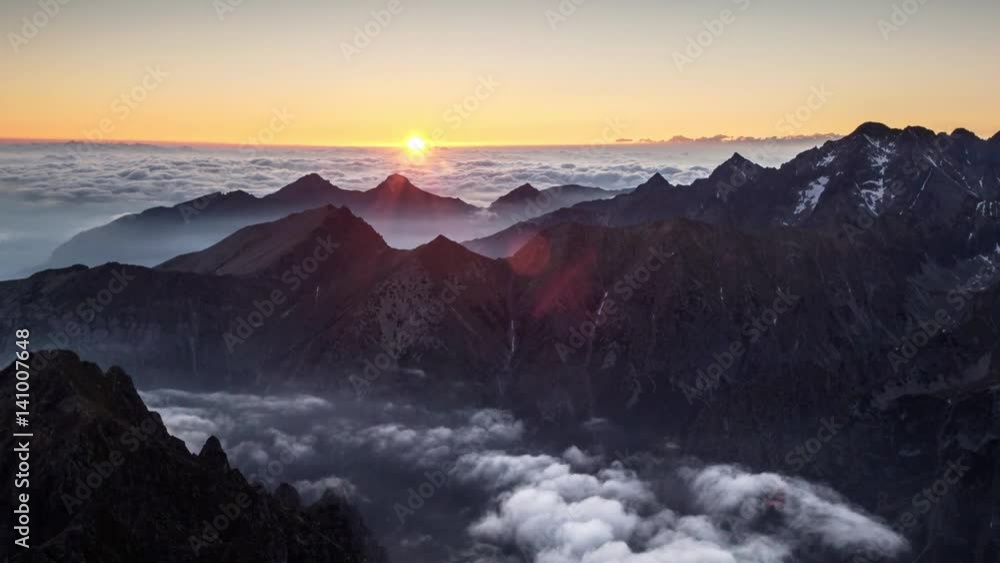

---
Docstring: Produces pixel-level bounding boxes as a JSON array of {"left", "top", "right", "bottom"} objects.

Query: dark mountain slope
[
  {"left": 0, "top": 350, "right": 388, "bottom": 563},
  {"left": 2, "top": 198, "right": 998, "bottom": 560},
  {"left": 486, "top": 182, "right": 624, "bottom": 223},
  {"left": 465, "top": 123, "right": 1000, "bottom": 258},
  {"left": 158, "top": 205, "right": 388, "bottom": 277},
  {"left": 41, "top": 173, "right": 480, "bottom": 271}
]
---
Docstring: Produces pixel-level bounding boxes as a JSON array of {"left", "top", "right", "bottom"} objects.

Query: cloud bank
[{"left": 142, "top": 387, "right": 906, "bottom": 563}]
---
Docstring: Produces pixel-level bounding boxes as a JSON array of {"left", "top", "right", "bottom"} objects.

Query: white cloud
[{"left": 459, "top": 453, "right": 907, "bottom": 563}]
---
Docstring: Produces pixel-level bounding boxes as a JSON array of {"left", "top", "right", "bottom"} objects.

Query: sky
[{"left": 1, "top": 0, "right": 998, "bottom": 147}]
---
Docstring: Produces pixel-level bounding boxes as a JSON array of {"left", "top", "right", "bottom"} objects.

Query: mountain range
[
  {"left": 466, "top": 123, "right": 1000, "bottom": 259},
  {"left": 40, "top": 172, "right": 624, "bottom": 272},
  {"left": 1, "top": 122, "right": 998, "bottom": 561}
]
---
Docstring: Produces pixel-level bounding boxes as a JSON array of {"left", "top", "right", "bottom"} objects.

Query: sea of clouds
[
  {"left": 141, "top": 387, "right": 906, "bottom": 563},
  {"left": 0, "top": 138, "right": 830, "bottom": 279}
]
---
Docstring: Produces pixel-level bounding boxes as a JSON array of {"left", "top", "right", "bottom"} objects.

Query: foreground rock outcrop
[{"left": 0, "top": 351, "right": 389, "bottom": 563}]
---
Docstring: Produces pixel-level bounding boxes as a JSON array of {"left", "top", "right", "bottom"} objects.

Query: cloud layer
[
  {"left": 0, "top": 139, "right": 827, "bottom": 278},
  {"left": 459, "top": 451, "right": 907, "bottom": 562},
  {"left": 141, "top": 387, "right": 906, "bottom": 563}
]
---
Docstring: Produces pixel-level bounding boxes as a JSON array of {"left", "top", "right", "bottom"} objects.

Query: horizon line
[{"left": 0, "top": 133, "right": 848, "bottom": 151}]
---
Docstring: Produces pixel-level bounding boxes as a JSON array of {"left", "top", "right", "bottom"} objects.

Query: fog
[
  {"left": 141, "top": 387, "right": 907, "bottom": 563},
  {"left": 0, "top": 138, "right": 827, "bottom": 280}
]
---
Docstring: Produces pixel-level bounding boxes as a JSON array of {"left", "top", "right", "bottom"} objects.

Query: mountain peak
[
  {"left": 491, "top": 183, "right": 541, "bottom": 209},
  {"left": 991, "top": 131, "right": 1000, "bottom": 144},
  {"left": 422, "top": 234, "right": 460, "bottom": 251},
  {"left": 722, "top": 152, "right": 759, "bottom": 169},
  {"left": 633, "top": 172, "right": 673, "bottom": 194},
  {"left": 709, "top": 152, "right": 763, "bottom": 185},
  {"left": 375, "top": 173, "right": 418, "bottom": 193},
  {"left": 951, "top": 128, "right": 980, "bottom": 141},
  {"left": 413, "top": 234, "right": 484, "bottom": 272},
  {"left": 198, "top": 435, "right": 230, "bottom": 470},
  {"left": 849, "top": 122, "right": 894, "bottom": 138},
  {"left": 265, "top": 173, "right": 341, "bottom": 204}
]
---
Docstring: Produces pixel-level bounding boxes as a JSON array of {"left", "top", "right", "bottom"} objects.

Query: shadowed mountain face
[
  {"left": 158, "top": 205, "right": 388, "bottom": 276},
  {"left": 37, "top": 173, "right": 622, "bottom": 275},
  {"left": 2, "top": 123, "right": 999, "bottom": 562},
  {"left": 0, "top": 351, "right": 388, "bottom": 563},
  {"left": 465, "top": 123, "right": 1000, "bottom": 259},
  {"left": 486, "top": 182, "right": 627, "bottom": 223},
  {"left": 40, "top": 173, "right": 482, "bottom": 271}
]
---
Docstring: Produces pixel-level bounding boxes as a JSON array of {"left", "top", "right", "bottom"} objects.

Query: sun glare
[{"left": 407, "top": 136, "right": 427, "bottom": 152}]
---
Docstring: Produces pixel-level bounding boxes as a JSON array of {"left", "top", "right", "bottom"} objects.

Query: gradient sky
[{"left": 1, "top": 0, "right": 998, "bottom": 146}]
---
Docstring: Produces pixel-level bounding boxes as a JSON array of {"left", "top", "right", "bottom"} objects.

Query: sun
[{"left": 406, "top": 136, "right": 427, "bottom": 152}]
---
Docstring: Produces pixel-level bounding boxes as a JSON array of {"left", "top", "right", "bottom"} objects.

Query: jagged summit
[
  {"left": 416, "top": 233, "right": 472, "bottom": 257},
  {"left": 198, "top": 435, "right": 230, "bottom": 470},
  {"left": 632, "top": 172, "right": 673, "bottom": 194},
  {"left": 157, "top": 203, "right": 388, "bottom": 276},
  {"left": 373, "top": 173, "right": 419, "bottom": 193},
  {"left": 491, "top": 183, "right": 541, "bottom": 209},
  {"left": 715, "top": 152, "right": 762, "bottom": 174},
  {"left": 951, "top": 127, "right": 981, "bottom": 141},
  {"left": 264, "top": 173, "right": 341, "bottom": 203},
  {"left": 849, "top": 121, "right": 895, "bottom": 138}
]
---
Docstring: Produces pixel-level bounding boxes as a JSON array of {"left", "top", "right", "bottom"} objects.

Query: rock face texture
[
  {"left": 486, "top": 182, "right": 625, "bottom": 224},
  {"left": 0, "top": 351, "right": 389, "bottom": 563},
  {"left": 1, "top": 122, "right": 998, "bottom": 562},
  {"left": 465, "top": 123, "right": 1000, "bottom": 259},
  {"left": 41, "top": 173, "right": 478, "bottom": 270}
]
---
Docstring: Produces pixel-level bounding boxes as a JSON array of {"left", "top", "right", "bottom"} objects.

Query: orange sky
[{"left": 2, "top": 0, "right": 998, "bottom": 147}]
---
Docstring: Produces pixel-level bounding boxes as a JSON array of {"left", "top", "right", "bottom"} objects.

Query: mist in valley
[{"left": 141, "top": 384, "right": 907, "bottom": 563}]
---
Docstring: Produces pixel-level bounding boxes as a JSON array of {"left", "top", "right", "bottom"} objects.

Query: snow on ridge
[
  {"left": 862, "top": 180, "right": 888, "bottom": 213},
  {"left": 977, "top": 200, "right": 1000, "bottom": 219},
  {"left": 795, "top": 176, "right": 830, "bottom": 215}
]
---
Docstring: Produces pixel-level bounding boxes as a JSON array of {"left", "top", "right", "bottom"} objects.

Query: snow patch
[
  {"left": 976, "top": 201, "right": 999, "bottom": 219},
  {"left": 795, "top": 176, "right": 829, "bottom": 215},
  {"left": 861, "top": 179, "right": 887, "bottom": 213}
]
